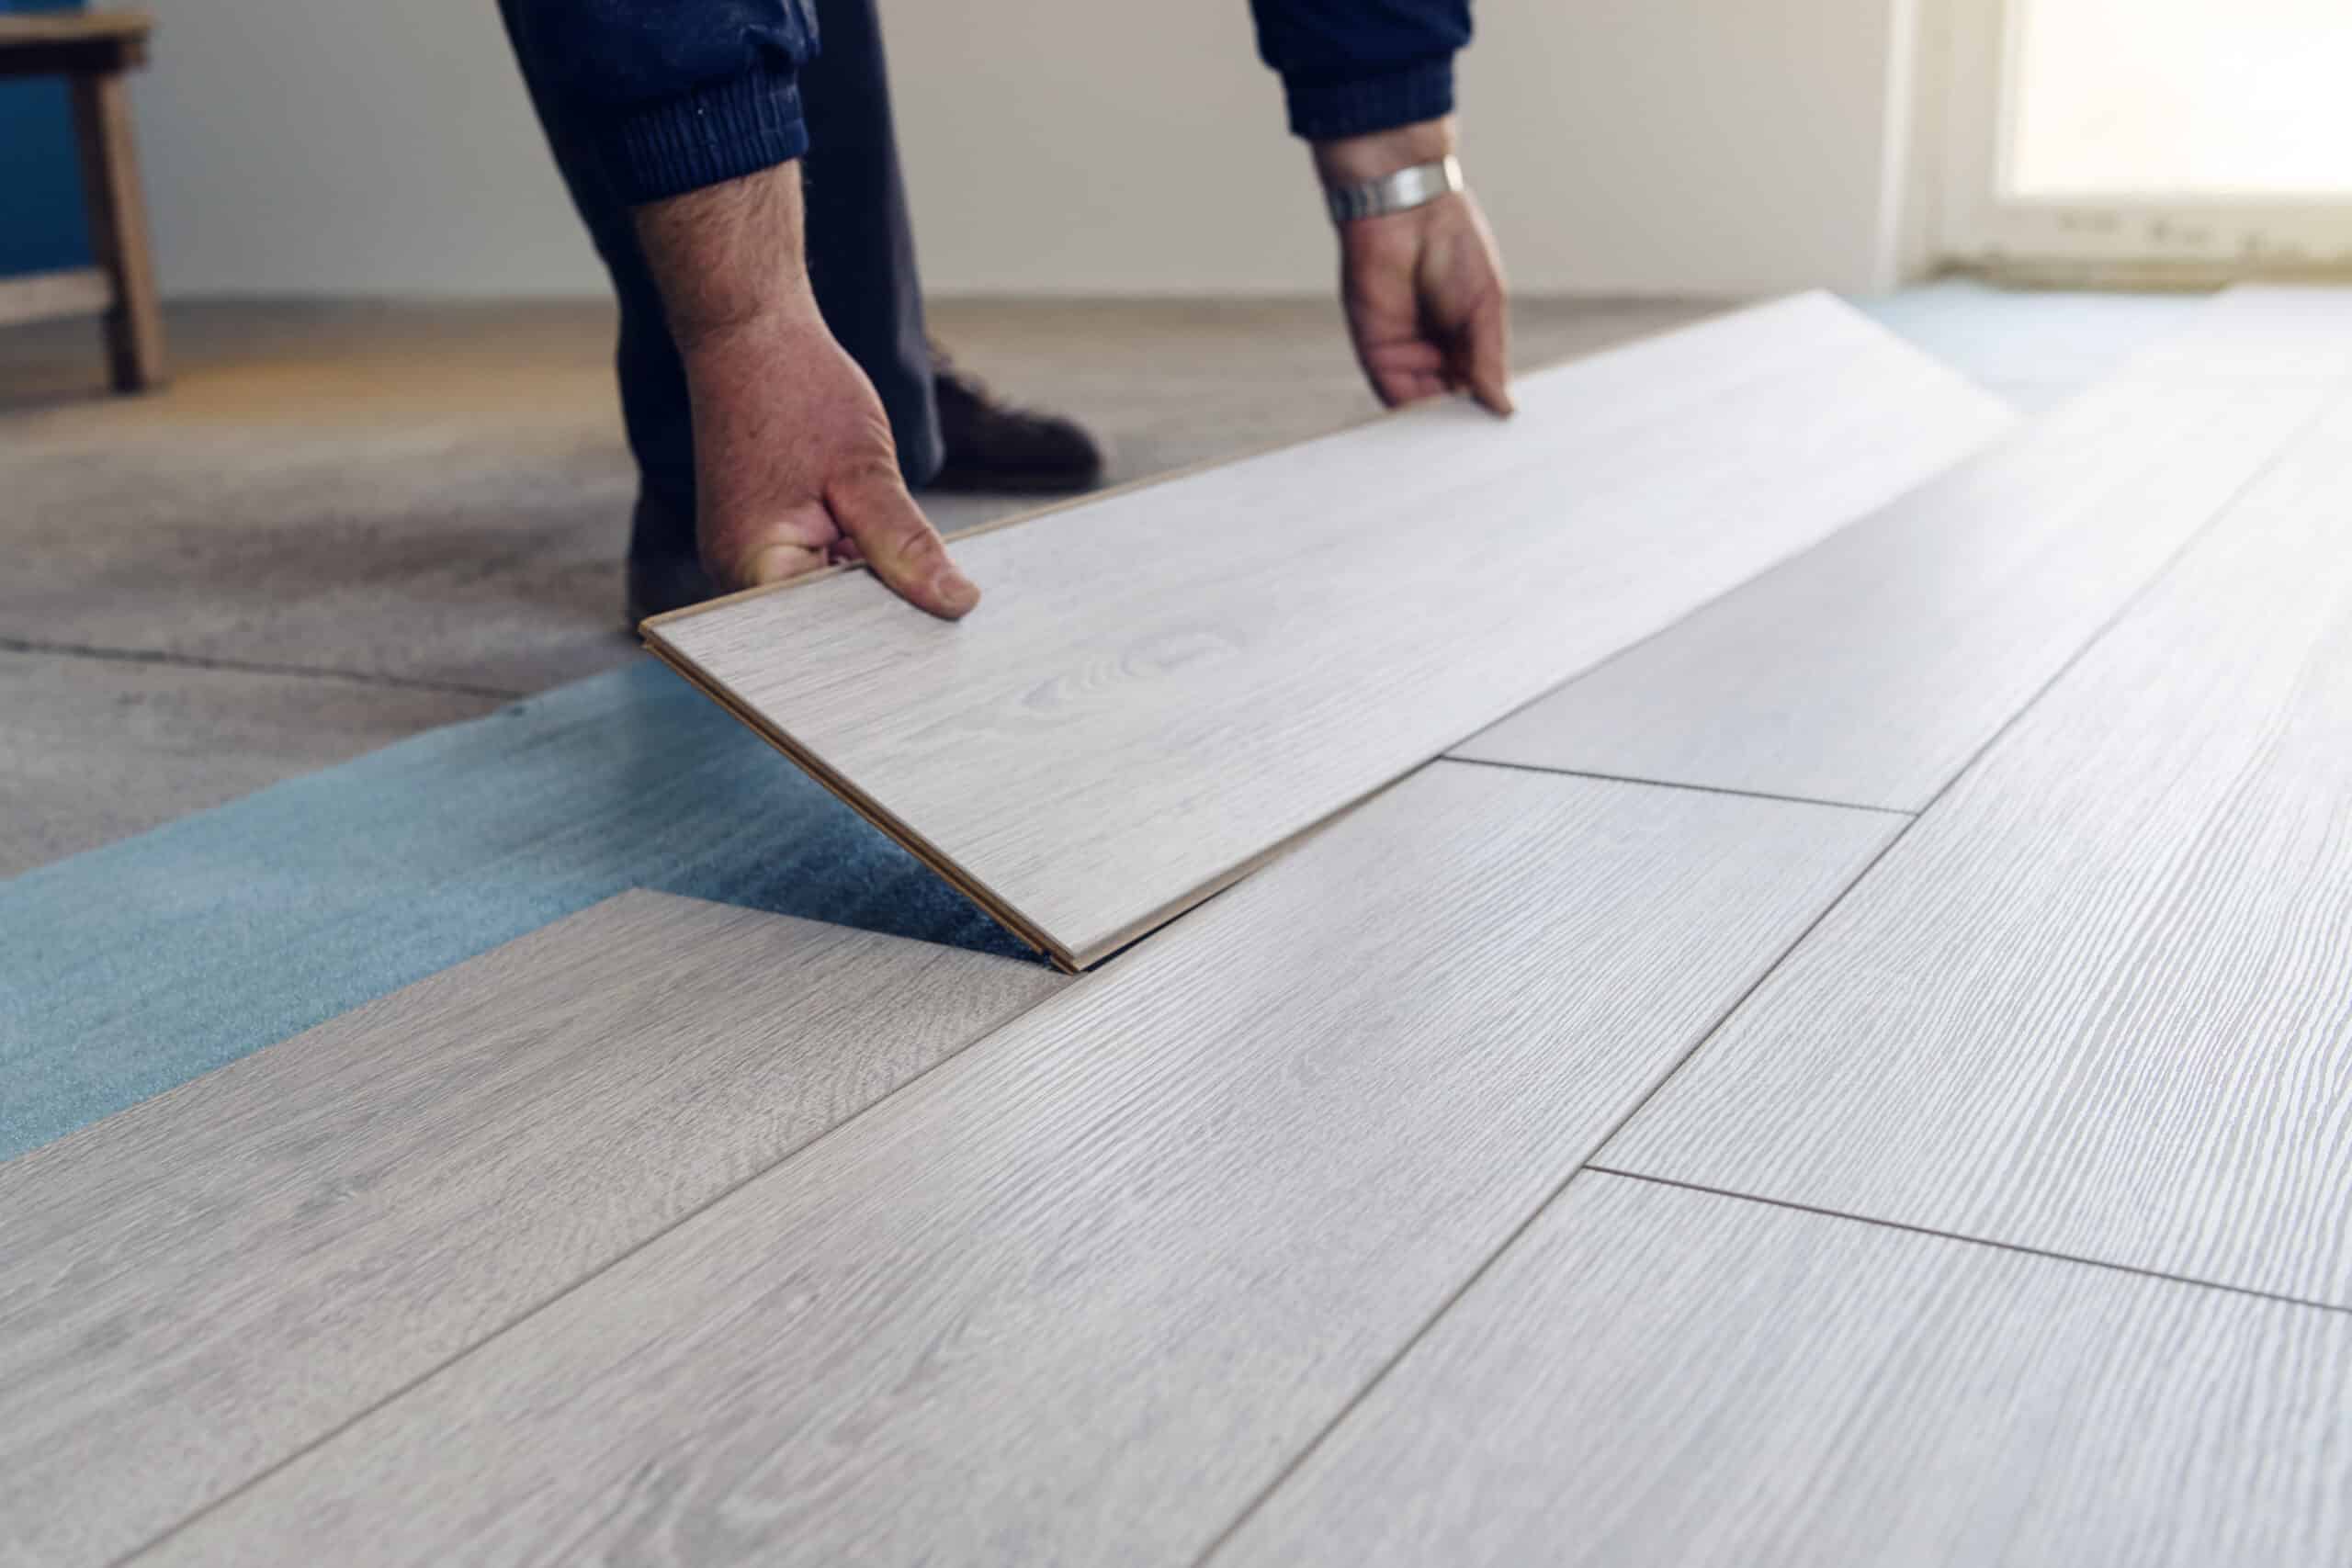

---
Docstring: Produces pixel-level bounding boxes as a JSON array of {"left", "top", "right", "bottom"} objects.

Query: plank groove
[
  {"left": 1604, "top": 391, "right": 2352, "bottom": 1307},
  {"left": 1455, "top": 378, "right": 2328, "bottom": 808},
  {"left": 1214, "top": 1175, "right": 2352, "bottom": 1568},
  {"left": 130, "top": 765, "right": 1895, "bottom": 1567},
  {"left": 648, "top": 293, "right": 2009, "bottom": 965},
  {"left": 0, "top": 892, "right": 1060, "bottom": 1568}
]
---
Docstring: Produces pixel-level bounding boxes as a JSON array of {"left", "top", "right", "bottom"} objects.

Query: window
[{"left": 1937, "top": 0, "right": 2352, "bottom": 281}]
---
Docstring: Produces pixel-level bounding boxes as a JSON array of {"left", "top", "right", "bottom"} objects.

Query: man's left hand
[{"left": 1317, "top": 117, "right": 1514, "bottom": 417}]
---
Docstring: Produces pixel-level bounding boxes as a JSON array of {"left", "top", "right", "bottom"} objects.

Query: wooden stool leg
[{"left": 68, "top": 72, "right": 166, "bottom": 391}]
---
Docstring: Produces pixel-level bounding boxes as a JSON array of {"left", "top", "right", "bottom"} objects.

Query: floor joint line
[
  {"left": 1439, "top": 752, "right": 1916, "bottom": 817},
  {"left": 1585, "top": 1166, "right": 2352, "bottom": 1317}
]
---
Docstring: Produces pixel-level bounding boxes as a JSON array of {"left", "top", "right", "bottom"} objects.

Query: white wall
[
  {"left": 130, "top": 0, "right": 1921, "bottom": 299},
  {"left": 136, "top": 0, "right": 605, "bottom": 297}
]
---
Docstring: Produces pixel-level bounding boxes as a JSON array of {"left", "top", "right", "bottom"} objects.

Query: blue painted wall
[{"left": 1, "top": 0, "right": 93, "bottom": 276}]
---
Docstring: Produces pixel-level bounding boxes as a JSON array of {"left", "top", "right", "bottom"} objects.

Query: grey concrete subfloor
[{"left": 0, "top": 295, "right": 1717, "bottom": 876}]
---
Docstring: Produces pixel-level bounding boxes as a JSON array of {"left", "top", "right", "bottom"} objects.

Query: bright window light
[{"left": 2008, "top": 0, "right": 2352, "bottom": 197}]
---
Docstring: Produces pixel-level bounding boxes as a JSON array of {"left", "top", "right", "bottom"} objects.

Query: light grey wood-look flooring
[
  {"left": 1605, "top": 390, "right": 2352, "bottom": 1307},
  {"left": 2120, "top": 283, "right": 2352, "bottom": 383},
  {"left": 1214, "top": 1174, "right": 2352, "bottom": 1568},
  {"left": 129, "top": 764, "right": 1894, "bottom": 1567},
  {"left": 649, "top": 293, "right": 2010, "bottom": 965},
  {"left": 14, "top": 284, "right": 2352, "bottom": 1564},
  {"left": 1455, "top": 378, "right": 2328, "bottom": 809},
  {"left": 0, "top": 892, "right": 1058, "bottom": 1568}
]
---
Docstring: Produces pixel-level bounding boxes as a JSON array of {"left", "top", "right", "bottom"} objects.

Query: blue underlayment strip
[
  {"left": 0, "top": 287, "right": 2205, "bottom": 1161},
  {"left": 0, "top": 660, "right": 1031, "bottom": 1161}
]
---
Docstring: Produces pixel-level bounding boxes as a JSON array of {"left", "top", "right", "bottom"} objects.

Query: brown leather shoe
[{"left": 928, "top": 342, "right": 1105, "bottom": 494}]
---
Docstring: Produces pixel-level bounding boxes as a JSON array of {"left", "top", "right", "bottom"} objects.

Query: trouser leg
[
  {"left": 496, "top": 0, "right": 697, "bottom": 558},
  {"left": 800, "top": 0, "right": 943, "bottom": 484}
]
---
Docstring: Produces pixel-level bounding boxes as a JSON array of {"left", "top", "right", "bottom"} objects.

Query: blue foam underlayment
[
  {"left": 0, "top": 286, "right": 2205, "bottom": 1161},
  {"left": 0, "top": 660, "right": 1033, "bottom": 1160}
]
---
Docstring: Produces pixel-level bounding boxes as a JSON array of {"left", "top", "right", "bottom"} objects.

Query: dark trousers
[{"left": 498, "top": 0, "right": 943, "bottom": 562}]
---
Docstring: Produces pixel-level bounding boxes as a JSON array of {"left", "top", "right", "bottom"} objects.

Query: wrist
[
  {"left": 633, "top": 163, "right": 819, "bottom": 349},
  {"left": 1311, "top": 116, "right": 1456, "bottom": 186}
]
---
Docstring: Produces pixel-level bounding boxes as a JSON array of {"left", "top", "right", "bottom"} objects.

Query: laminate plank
[
  {"left": 0, "top": 891, "right": 1059, "bottom": 1568},
  {"left": 2122, "top": 284, "right": 2352, "bottom": 383},
  {"left": 1215, "top": 1174, "right": 2352, "bottom": 1568},
  {"left": 1604, "top": 391, "right": 2352, "bottom": 1306},
  {"left": 1454, "top": 378, "right": 2328, "bottom": 809},
  {"left": 132, "top": 763, "right": 1897, "bottom": 1568},
  {"left": 647, "top": 293, "right": 2009, "bottom": 967}
]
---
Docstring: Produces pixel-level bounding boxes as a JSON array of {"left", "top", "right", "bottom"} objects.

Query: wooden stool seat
[{"left": 0, "top": 9, "right": 165, "bottom": 391}]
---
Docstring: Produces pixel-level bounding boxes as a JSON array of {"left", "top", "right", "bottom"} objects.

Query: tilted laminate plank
[
  {"left": 0, "top": 891, "right": 1059, "bottom": 1568},
  {"left": 132, "top": 764, "right": 1897, "bottom": 1567},
  {"left": 648, "top": 293, "right": 2009, "bottom": 966},
  {"left": 1604, "top": 391, "right": 2352, "bottom": 1306},
  {"left": 1455, "top": 378, "right": 2329, "bottom": 809},
  {"left": 1214, "top": 1175, "right": 2352, "bottom": 1568}
]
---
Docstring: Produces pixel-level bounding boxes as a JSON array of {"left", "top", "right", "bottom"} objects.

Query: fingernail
[{"left": 933, "top": 567, "right": 981, "bottom": 615}]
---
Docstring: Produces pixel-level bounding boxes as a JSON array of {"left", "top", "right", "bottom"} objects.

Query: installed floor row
[{"left": 4, "top": 760, "right": 1894, "bottom": 1566}]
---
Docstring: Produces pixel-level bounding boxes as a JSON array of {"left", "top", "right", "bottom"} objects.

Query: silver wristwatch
[{"left": 1323, "top": 154, "right": 1463, "bottom": 224}]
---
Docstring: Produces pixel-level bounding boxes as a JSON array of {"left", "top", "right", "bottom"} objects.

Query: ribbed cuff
[
  {"left": 1283, "top": 56, "right": 1455, "bottom": 141},
  {"left": 597, "top": 67, "right": 809, "bottom": 206}
]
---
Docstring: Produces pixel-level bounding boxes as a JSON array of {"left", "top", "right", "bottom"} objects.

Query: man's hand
[
  {"left": 634, "top": 165, "right": 978, "bottom": 619},
  {"left": 1316, "top": 117, "right": 1513, "bottom": 417}
]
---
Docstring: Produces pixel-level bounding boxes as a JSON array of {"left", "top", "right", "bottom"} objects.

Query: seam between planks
[
  {"left": 102, "top": 967, "right": 1080, "bottom": 1568},
  {"left": 1187, "top": 383, "right": 2344, "bottom": 1568},
  {"left": 1581, "top": 1167, "right": 2352, "bottom": 1317},
  {"left": 1442, "top": 753, "right": 1917, "bottom": 818}
]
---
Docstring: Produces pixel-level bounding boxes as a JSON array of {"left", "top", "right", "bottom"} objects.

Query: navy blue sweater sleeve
[
  {"left": 505, "top": 0, "right": 820, "bottom": 205},
  {"left": 1249, "top": 0, "right": 1472, "bottom": 140}
]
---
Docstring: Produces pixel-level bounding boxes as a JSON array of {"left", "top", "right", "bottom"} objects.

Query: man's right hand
[
  {"left": 679, "top": 308, "right": 978, "bottom": 617},
  {"left": 635, "top": 164, "right": 979, "bottom": 620}
]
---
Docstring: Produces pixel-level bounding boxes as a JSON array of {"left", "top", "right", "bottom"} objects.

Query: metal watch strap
[{"left": 1323, "top": 154, "right": 1463, "bottom": 224}]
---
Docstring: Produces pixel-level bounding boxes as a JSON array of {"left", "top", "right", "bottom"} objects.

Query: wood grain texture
[
  {"left": 649, "top": 293, "right": 2009, "bottom": 965},
  {"left": 1216, "top": 1174, "right": 2352, "bottom": 1568},
  {"left": 1605, "top": 392, "right": 2352, "bottom": 1306},
  {"left": 134, "top": 764, "right": 1896, "bottom": 1568},
  {"left": 0, "top": 891, "right": 1058, "bottom": 1568},
  {"left": 1455, "top": 379, "right": 2328, "bottom": 808}
]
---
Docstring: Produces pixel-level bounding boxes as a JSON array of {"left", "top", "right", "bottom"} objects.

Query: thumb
[{"left": 830, "top": 465, "right": 980, "bottom": 620}]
